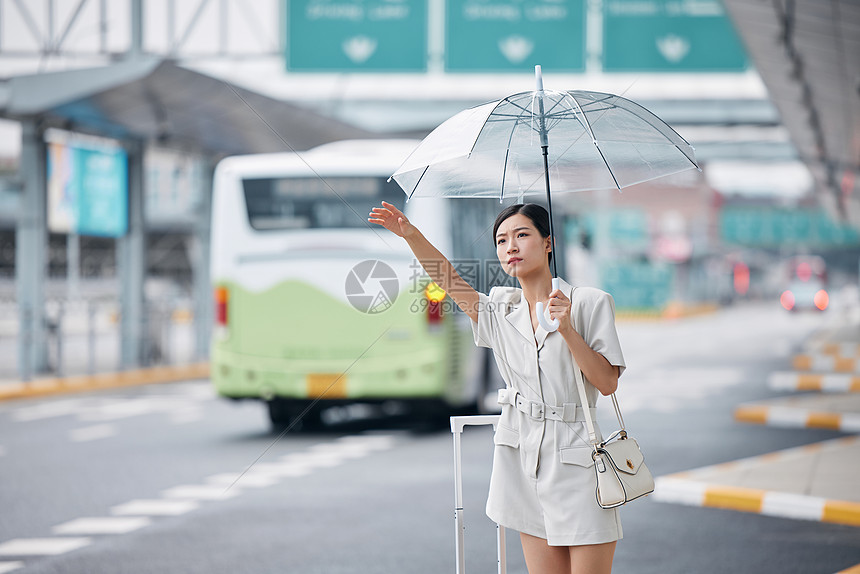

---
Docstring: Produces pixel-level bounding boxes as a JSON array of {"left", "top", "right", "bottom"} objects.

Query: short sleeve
[
  {"left": 469, "top": 290, "right": 496, "bottom": 349},
  {"left": 585, "top": 292, "right": 626, "bottom": 377}
]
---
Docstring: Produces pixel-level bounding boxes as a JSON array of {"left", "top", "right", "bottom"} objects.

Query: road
[{"left": 1, "top": 301, "right": 859, "bottom": 573}]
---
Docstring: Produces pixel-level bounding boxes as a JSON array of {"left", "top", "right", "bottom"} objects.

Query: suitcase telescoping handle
[{"left": 450, "top": 415, "right": 506, "bottom": 574}]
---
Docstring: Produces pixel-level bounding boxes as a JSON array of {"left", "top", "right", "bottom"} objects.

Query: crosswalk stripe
[
  {"left": 110, "top": 499, "right": 199, "bottom": 516},
  {"left": 52, "top": 517, "right": 151, "bottom": 535},
  {"left": 0, "top": 538, "right": 91, "bottom": 556}
]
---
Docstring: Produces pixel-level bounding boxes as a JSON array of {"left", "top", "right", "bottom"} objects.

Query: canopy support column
[
  {"left": 192, "top": 160, "right": 214, "bottom": 361},
  {"left": 118, "top": 140, "right": 145, "bottom": 368},
  {"left": 15, "top": 120, "right": 48, "bottom": 380}
]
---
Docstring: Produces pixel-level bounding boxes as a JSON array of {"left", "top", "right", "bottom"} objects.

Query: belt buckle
[{"left": 530, "top": 401, "right": 545, "bottom": 421}]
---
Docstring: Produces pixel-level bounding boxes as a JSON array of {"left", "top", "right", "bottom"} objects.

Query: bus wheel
[{"left": 266, "top": 399, "right": 323, "bottom": 432}]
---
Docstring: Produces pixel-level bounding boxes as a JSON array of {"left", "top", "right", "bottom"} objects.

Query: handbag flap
[{"left": 601, "top": 438, "right": 644, "bottom": 475}]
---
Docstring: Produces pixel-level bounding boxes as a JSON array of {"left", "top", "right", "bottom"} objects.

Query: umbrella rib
[
  {"left": 499, "top": 116, "right": 523, "bottom": 202},
  {"left": 580, "top": 91, "right": 698, "bottom": 164},
  {"left": 566, "top": 94, "right": 598, "bottom": 143},
  {"left": 567, "top": 94, "right": 625, "bottom": 189},
  {"left": 500, "top": 147, "right": 510, "bottom": 203},
  {"left": 407, "top": 166, "right": 429, "bottom": 201},
  {"left": 470, "top": 98, "right": 519, "bottom": 156}
]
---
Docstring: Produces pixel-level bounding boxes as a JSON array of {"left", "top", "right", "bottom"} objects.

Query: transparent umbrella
[{"left": 390, "top": 66, "right": 699, "bottom": 331}]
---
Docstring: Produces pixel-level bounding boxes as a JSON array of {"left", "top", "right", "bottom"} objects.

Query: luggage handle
[{"left": 451, "top": 415, "right": 505, "bottom": 574}]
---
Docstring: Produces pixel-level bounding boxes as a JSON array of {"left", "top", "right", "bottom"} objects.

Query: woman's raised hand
[{"left": 368, "top": 201, "right": 415, "bottom": 239}]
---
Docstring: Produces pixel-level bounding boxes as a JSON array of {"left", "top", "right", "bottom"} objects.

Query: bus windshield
[{"left": 242, "top": 176, "right": 403, "bottom": 230}]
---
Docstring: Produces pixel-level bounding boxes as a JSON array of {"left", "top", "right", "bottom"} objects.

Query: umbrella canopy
[
  {"left": 390, "top": 67, "right": 699, "bottom": 332},
  {"left": 391, "top": 88, "right": 698, "bottom": 201}
]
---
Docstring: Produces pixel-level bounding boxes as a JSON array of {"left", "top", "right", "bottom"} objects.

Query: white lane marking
[
  {"left": 52, "top": 517, "right": 152, "bottom": 535},
  {"left": 12, "top": 390, "right": 214, "bottom": 425},
  {"left": 13, "top": 400, "right": 85, "bottom": 422},
  {"left": 161, "top": 485, "right": 240, "bottom": 501},
  {"left": 337, "top": 434, "right": 396, "bottom": 450},
  {"left": 70, "top": 424, "right": 116, "bottom": 442},
  {"left": 0, "top": 562, "right": 24, "bottom": 573},
  {"left": 278, "top": 451, "right": 346, "bottom": 468},
  {"left": 110, "top": 499, "right": 199, "bottom": 516},
  {"left": 0, "top": 538, "right": 91, "bottom": 556},
  {"left": 612, "top": 368, "right": 748, "bottom": 414},
  {"left": 206, "top": 472, "right": 280, "bottom": 488},
  {"left": 247, "top": 462, "right": 315, "bottom": 478}
]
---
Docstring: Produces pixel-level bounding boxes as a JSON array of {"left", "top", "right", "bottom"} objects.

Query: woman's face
[{"left": 495, "top": 213, "right": 551, "bottom": 278}]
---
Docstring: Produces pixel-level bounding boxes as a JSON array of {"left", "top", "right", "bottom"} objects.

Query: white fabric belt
[{"left": 497, "top": 388, "right": 596, "bottom": 423}]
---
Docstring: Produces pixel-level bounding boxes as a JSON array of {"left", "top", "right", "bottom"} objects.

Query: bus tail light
[
  {"left": 215, "top": 286, "right": 229, "bottom": 326},
  {"left": 425, "top": 282, "right": 446, "bottom": 325}
]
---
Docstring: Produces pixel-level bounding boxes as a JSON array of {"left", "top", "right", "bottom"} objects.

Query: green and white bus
[{"left": 210, "top": 139, "right": 500, "bottom": 428}]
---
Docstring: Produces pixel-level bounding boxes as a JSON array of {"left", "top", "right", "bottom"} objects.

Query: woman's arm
[
  {"left": 547, "top": 289, "right": 619, "bottom": 396},
  {"left": 369, "top": 201, "right": 481, "bottom": 322},
  {"left": 559, "top": 328, "right": 619, "bottom": 396}
]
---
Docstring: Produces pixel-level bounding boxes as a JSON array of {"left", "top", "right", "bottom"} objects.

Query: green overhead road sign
[
  {"left": 446, "top": 0, "right": 585, "bottom": 72},
  {"left": 603, "top": 0, "right": 746, "bottom": 72},
  {"left": 287, "top": 0, "right": 427, "bottom": 72}
]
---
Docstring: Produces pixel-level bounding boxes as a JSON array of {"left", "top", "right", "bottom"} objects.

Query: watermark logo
[{"left": 345, "top": 260, "right": 399, "bottom": 314}]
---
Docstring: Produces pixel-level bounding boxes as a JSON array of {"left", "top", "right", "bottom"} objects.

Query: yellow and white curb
[
  {"left": 815, "top": 342, "right": 860, "bottom": 358},
  {"left": 793, "top": 354, "right": 860, "bottom": 373},
  {"left": 769, "top": 372, "right": 860, "bottom": 393},
  {"left": 653, "top": 437, "right": 860, "bottom": 528},
  {"left": 0, "top": 363, "right": 210, "bottom": 402},
  {"left": 735, "top": 402, "right": 860, "bottom": 432}
]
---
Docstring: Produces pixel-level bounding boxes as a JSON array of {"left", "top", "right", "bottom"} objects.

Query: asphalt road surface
[{"left": 1, "top": 301, "right": 859, "bottom": 574}]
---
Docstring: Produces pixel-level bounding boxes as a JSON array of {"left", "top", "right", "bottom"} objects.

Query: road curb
[
  {"left": 815, "top": 342, "right": 860, "bottom": 358},
  {"left": 734, "top": 403, "right": 860, "bottom": 432},
  {"left": 615, "top": 303, "right": 719, "bottom": 322},
  {"left": 653, "top": 436, "right": 860, "bottom": 528},
  {"left": 768, "top": 372, "right": 860, "bottom": 393},
  {"left": 793, "top": 354, "right": 860, "bottom": 374},
  {"left": 0, "top": 363, "right": 210, "bottom": 402}
]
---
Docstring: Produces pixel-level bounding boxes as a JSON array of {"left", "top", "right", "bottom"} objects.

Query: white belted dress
[{"left": 470, "top": 277, "right": 626, "bottom": 546}]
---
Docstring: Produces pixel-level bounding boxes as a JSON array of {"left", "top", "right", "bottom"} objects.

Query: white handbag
[{"left": 573, "top": 364, "right": 654, "bottom": 509}]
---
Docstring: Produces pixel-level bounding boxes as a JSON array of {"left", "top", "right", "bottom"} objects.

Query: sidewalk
[
  {"left": 653, "top": 299, "right": 860, "bottom": 574},
  {"left": 654, "top": 435, "right": 860, "bottom": 527}
]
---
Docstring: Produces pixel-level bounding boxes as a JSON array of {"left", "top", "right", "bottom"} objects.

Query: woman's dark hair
[{"left": 492, "top": 203, "right": 552, "bottom": 265}]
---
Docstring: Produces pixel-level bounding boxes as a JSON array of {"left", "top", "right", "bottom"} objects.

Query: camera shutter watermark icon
[{"left": 345, "top": 260, "right": 399, "bottom": 314}]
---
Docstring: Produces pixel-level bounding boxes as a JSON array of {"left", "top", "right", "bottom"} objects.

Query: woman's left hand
[{"left": 546, "top": 289, "right": 573, "bottom": 335}]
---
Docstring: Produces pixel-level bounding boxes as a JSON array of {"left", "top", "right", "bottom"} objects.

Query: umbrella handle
[{"left": 535, "top": 277, "right": 560, "bottom": 333}]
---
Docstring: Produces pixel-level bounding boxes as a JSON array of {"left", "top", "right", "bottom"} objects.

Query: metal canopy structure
[
  {"left": 0, "top": 57, "right": 368, "bottom": 154},
  {"left": 722, "top": 0, "right": 860, "bottom": 224},
  {"left": 1, "top": 57, "right": 369, "bottom": 380}
]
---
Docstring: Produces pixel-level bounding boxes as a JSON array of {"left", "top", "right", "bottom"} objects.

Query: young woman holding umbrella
[{"left": 369, "top": 200, "right": 625, "bottom": 574}]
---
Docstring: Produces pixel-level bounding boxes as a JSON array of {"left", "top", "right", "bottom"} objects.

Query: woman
[{"left": 369, "top": 201, "right": 625, "bottom": 574}]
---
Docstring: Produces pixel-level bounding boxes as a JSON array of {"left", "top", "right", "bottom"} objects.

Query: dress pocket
[
  {"left": 493, "top": 424, "right": 519, "bottom": 448},
  {"left": 559, "top": 445, "right": 595, "bottom": 468}
]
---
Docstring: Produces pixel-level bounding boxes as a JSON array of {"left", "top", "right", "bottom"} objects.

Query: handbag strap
[
  {"left": 572, "top": 364, "right": 599, "bottom": 445},
  {"left": 572, "top": 363, "right": 627, "bottom": 447},
  {"left": 568, "top": 284, "right": 627, "bottom": 446}
]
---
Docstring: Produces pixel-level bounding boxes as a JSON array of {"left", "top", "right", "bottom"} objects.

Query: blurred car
[{"left": 780, "top": 256, "right": 829, "bottom": 312}]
